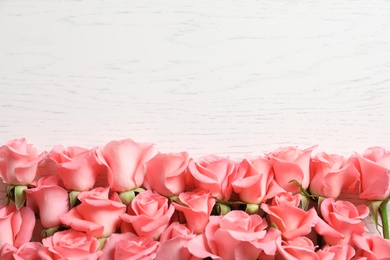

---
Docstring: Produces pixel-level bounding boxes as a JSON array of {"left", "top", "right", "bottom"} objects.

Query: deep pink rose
[
  {"left": 315, "top": 198, "right": 369, "bottom": 246},
  {"left": 155, "top": 222, "right": 196, "bottom": 260},
  {"left": 173, "top": 189, "right": 215, "bottom": 234},
  {"left": 316, "top": 244, "right": 355, "bottom": 260},
  {"left": 353, "top": 147, "right": 390, "bottom": 200},
  {"left": 271, "top": 192, "right": 301, "bottom": 207},
  {"left": 0, "top": 138, "right": 46, "bottom": 185},
  {"left": 47, "top": 145, "right": 105, "bottom": 191},
  {"left": 97, "top": 139, "right": 156, "bottom": 192},
  {"left": 261, "top": 203, "right": 318, "bottom": 240},
  {"left": 100, "top": 232, "right": 159, "bottom": 260},
  {"left": 185, "top": 210, "right": 281, "bottom": 260},
  {"left": 121, "top": 190, "right": 175, "bottom": 240},
  {"left": 25, "top": 175, "right": 69, "bottom": 228},
  {"left": 267, "top": 146, "right": 314, "bottom": 194},
  {"left": 232, "top": 157, "right": 273, "bottom": 204},
  {"left": 0, "top": 205, "right": 35, "bottom": 250},
  {"left": 188, "top": 155, "right": 238, "bottom": 200},
  {"left": 38, "top": 230, "right": 101, "bottom": 260},
  {"left": 353, "top": 234, "right": 390, "bottom": 260},
  {"left": 275, "top": 236, "right": 318, "bottom": 260},
  {"left": 0, "top": 242, "right": 43, "bottom": 260},
  {"left": 144, "top": 151, "right": 190, "bottom": 196},
  {"left": 310, "top": 152, "right": 360, "bottom": 198},
  {"left": 59, "top": 187, "right": 126, "bottom": 237}
]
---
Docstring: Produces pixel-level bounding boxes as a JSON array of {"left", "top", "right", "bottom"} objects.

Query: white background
[{"left": 1, "top": 0, "right": 390, "bottom": 210}]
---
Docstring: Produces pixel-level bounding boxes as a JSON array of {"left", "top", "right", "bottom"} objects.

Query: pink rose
[
  {"left": 0, "top": 138, "right": 46, "bottom": 185},
  {"left": 267, "top": 146, "right": 314, "bottom": 194},
  {"left": 275, "top": 236, "right": 318, "bottom": 260},
  {"left": 97, "top": 139, "right": 156, "bottom": 192},
  {"left": 188, "top": 155, "right": 238, "bottom": 200},
  {"left": 316, "top": 244, "right": 355, "bottom": 260},
  {"left": 121, "top": 190, "right": 175, "bottom": 240},
  {"left": 315, "top": 198, "right": 369, "bottom": 246},
  {"left": 59, "top": 187, "right": 126, "bottom": 237},
  {"left": 271, "top": 192, "right": 301, "bottom": 207},
  {"left": 354, "top": 147, "right": 390, "bottom": 200},
  {"left": 155, "top": 222, "right": 196, "bottom": 260},
  {"left": 261, "top": 203, "right": 318, "bottom": 240},
  {"left": 0, "top": 205, "right": 35, "bottom": 250},
  {"left": 310, "top": 152, "right": 360, "bottom": 198},
  {"left": 38, "top": 230, "right": 101, "bottom": 260},
  {"left": 47, "top": 145, "right": 105, "bottom": 191},
  {"left": 100, "top": 232, "right": 159, "bottom": 260},
  {"left": 173, "top": 189, "right": 215, "bottom": 234},
  {"left": 0, "top": 242, "right": 43, "bottom": 260},
  {"left": 232, "top": 157, "right": 273, "bottom": 204},
  {"left": 353, "top": 234, "right": 390, "bottom": 260},
  {"left": 144, "top": 151, "right": 190, "bottom": 197},
  {"left": 25, "top": 175, "right": 69, "bottom": 228},
  {"left": 185, "top": 210, "right": 281, "bottom": 260}
]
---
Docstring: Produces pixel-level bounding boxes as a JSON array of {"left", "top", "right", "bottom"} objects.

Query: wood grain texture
[{"left": 1, "top": 0, "right": 390, "bottom": 227}]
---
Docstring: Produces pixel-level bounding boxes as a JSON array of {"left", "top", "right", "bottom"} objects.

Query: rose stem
[{"left": 380, "top": 199, "right": 389, "bottom": 239}]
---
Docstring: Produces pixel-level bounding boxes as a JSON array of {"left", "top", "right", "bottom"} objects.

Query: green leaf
[{"left": 14, "top": 185, "right": 28, "bottom": 210}]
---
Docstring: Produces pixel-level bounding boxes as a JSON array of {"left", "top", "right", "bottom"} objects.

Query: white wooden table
[{"left": 1, "top": 0, "right": 390, "bottom": 213}]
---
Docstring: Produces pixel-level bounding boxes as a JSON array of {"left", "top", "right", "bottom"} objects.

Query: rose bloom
[
  {"left": 185, "top": 210, "right": 281, "bottom": 260},
  {"left": 310, "top": 152, "right": 360, "bottom": 199},
  {"left": 0, "top": 205, "right": 35, "bottom": 250},
  {"left": 0, "top": 138, "right": 46, "bottom": 185},
  {"left": 38, "top": 230, "right": 101, "bottom": 260},
  {"left": 59, "top": 187, "right": 126, "bottom": 237},
  {"left": 0, "top": 242, "right": 43, "bottom": 260},
  {"left": 47, "top": 145, "right": 105, "bottom": 191},
  {"left": 100, "top": 232, "right": 159, "bottom": 260},
  {"left": 316, "top": 244, "right": 355, "bottom": 260},
  {"left": 315, "top": 198, "right": 369, "bottom": 246},
  {"left": 155, "top": 222, "right": 196, "bottom": 260},
  {"left": 353, "top": 147, "right": 390, "bottom": 200},
  {"left": 266, "top": 146, "right": 314, "bottom": 194},
  {"left": 121, "top": 190, "right": 175, "bottom": 240},
  {"left": 232, "top": 157, "right": 274, "bottom": 204},
  {"left": 173, "top": 189, "right": 215, "bottom": 234},
  {"left": 271, "top": 192, "right": 301, "bottom": 207},
  {"left": 353, "top": 234, "right": 390, "bottom": 260},
  {"left": 275, "top": 236, "right": 318, "bottom": 260},
  {"left": 96, "top": 138, "right": 156, "bottom": 192},
  {"left": 25, "top": 175, "right": 69, "bottom": 228},
  {"left": 188, "top": 155, "right": 238, "bottom": 200},
  {"left": 144, "top": 151, "right": 190, "bottom": 197}
]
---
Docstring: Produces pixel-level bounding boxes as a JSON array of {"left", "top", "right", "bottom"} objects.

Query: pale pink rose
[
  {"left": 271, "top": 192, "right": 301, "bottom": 207},
  {"left": 353, "top": 234, "right": 390, "bottom": 260},
  {"left": 25, "top": 175, "right": 69, "bottom": 228},
  {"left": 267, "top": 146, "right": 314, "bottom": 194},
  {"left": 188, "top": 155, "right": 238, "bottom": 200},
  {"left": 0, "top": 138, "right": 46, "bottom": 185},
  {"left": 173, "top": 189, "right": 215, "bottom": 234},
  {"left": 47, "top": 145, "right": 105, "bottom": 191},
  {"left": 353, "top": 147, "right": 390, "bottom": 200},
  {"left": 261, "top": 203, "right": 318, "bottom": 240},
  {"left": 144, "top": 151, "right": 190, "bottom": 196},
  {"left": 310, "top": 152, "right": 360, "bottom": 198},
  {"left": 120, "top": 190, "right": 175, "bottom": 240},
  {"left": 0, "top": 242, "right": 43, "bottom": 260},
  {"left": 185, "top": 210, "right": 281, "bottom": 260},
  {"left": 100, "top": 232, "right": 159, "bottom": 260},
  {"left": 232, "top": 157, "right": 273, "bottom": 204},
  {"left": 38, "top": 230, "right": 101, "bottom": 260},
  {"left": 275, "top": 236, "right": 319, "bottom": 260},
  {"left": 59, "top": 187, "right": 126, "bottom": 237},
  {"left": 96, "top": 139, "right": 156, "bottom": 192},
  {"left": 0, "top": 205, "right": 35, "bottom": 250},
  {"left": 316, "top": 244, "right": 355, "bottom": 260},
  {"left": 155, "top": 222, "right": 196, "bottom": 260},
  {"left": 315, "top": 198, "right": 369, "bottom": 246}
]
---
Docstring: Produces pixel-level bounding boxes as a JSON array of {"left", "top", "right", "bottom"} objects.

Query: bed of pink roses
[{"left": 1, "top": 138, "right": 390, "bottom": 260}]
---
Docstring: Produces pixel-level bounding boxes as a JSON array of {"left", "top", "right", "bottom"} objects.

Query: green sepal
[
  {"left": 69, "top": 191, "right": 81, "bottom": 209},
  {"left": 119, "top": 190, "right": 136, "bottom": 205},
  {"left": 97, "top": 237, "right": 107, "bottom": 251},
  {"left": 300, "top": 194, "right": 311, "bottom": 211},
  {"left": 289, "top": 179, "right": 318, "bottom": 200},
  {"left": 245, "top": 203, "right": 259, "bottom": 214},
  {"left": 41, "top": 226, "right": 61, "bottom": 239},
  {"left": 211, "top": 203, "right": 231, "bottom": 216},
  {"left": 368, "top": 200, "right": 383, "bottom": 235},
  {"left": 14, "top": 185, "right": 28, "bottom": 210}
]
